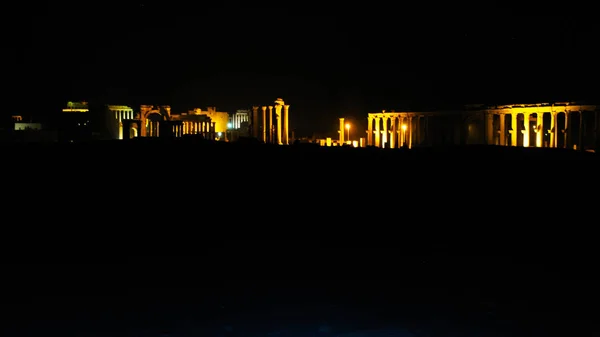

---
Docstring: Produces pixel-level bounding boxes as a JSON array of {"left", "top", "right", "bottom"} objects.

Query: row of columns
[
  {"left": 487, "top": 111, "right": 579, "bottom": 148},
  {"left": 339, "top": 118, "right": 345, "bottom": 144},
  {"left": 367, "top": 108, "right": 597, "bottom": 150},
  {"left": 367, "top": 114, "right": 423, "bottom": 148},
  {"left": 230, "top": 113, "right": 249, "bottom": 129},
  {"left": 143, "top": 121, "right": 186, "bottom": 138},
  {"left": 125, "top": 118, "right": 216, "bottom": 139},
  {"left": 182, "top": 120, "right": 215, "bottom": 136},
  {"left": 143, "top": 121, "right": 216, "bottom": 138},
  {"left": 260, "top": 101, "right": 290, "bottom": 145},
  {"left": 145, "top": 120, "right": 160, "bottom": 137},
  {"left": 171, "top": 123, "right": 184, "bottom": 137},
  {"left": 114, "top": 110, "right": 134, "bottom": 121}
]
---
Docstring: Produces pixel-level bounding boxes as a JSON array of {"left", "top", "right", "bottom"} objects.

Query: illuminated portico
[
  {"left": 170, "top": 109, "right": 217, "bottom": 140},
  {"left": 482, "top": 103, "right": 596, "bottom": 149},
  {"left": 230, "top": 110, "right": 250, "bottom": 130},
  {"left": 367, "top": 111, "right": 427, "bottom": 148},
  {"left": 367, "top": 103, "right": 600, "bottom": 151},
  {"left": 107, "top": 105, "right": 136, "bottom": 140}
]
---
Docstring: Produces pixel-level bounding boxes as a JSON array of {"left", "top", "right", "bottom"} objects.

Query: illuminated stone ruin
[
  {"left": 106, "top": 105, "right": 136, "bottom": 139},
  {"left": 229, "top": 110, "right": 250, "bottom": 130},
  {"left": 367, "top": 102, "right": 600, "bottom": 150},
  {"left": 339, "top": 118, "right": 345, "bottom": 144},
  {"left": 139, "top": 105, "right": 176, "bottom": 137},
  {"left": 170, "top": 108, "right": 218, "bottom": 140},
  {"left": 260, "top": 98, "right": 290, "bottom": 145},
  {"left": 183, "top": 107, "right": 228, "bottom": 134},
  {"left": 104, "top": 105, "right": 221, "bottom": 140}
]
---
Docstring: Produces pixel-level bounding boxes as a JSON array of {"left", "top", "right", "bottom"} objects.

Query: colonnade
[
  {"left": 171, "top": 123, "right": 184, "bottom": 137},
  {"left": 367, "top": 112, "right": 424, "bottom": 148},
  {"left": 261, "top": 98, "right": 290, "bottom": 145},
  {"left": 366, "top": 104, "right": 599, "bottom": 150},
  {"left": 182, "top": 120, "right": 215, "bottom": 137},
  {"left": 145, "top": 120, "right": 160, "bottom": 137},
  {"left": 144, "top": 121, "right": 186, "bottom": 137},
  {"left": 230, "top": 111, "right": 249, "bottom": 129},
  {"left": 113, "top": 109, "right": 134, "bottom": 121},
  {"left": 108, "top": 105, "right": 136, "bottom": 139},
  {"left": 484, "top": 104, "right": 596, "bottom": 149}
]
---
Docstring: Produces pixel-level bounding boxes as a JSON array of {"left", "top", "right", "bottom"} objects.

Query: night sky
[{"left": 5, "top": 2, "right": 600, "bottom": 134}]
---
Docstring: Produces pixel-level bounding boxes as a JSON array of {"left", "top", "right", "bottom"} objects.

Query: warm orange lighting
[
  {"left": 401, "top": 124, "right": 407, "bottom": 131},
  {"left": 345, "top": 123, "right": 351, "bottom": 143}
]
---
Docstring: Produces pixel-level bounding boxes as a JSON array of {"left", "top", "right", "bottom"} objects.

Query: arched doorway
[
  {"left": 141, "top": 111, "right": 167, "bottom": 137},
  {"left": 130, "top": 126, "right": 138, "bottom": 138}
]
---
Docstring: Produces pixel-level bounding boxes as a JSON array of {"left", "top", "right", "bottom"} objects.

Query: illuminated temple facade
[
  {"left": 104, "top": 105, "right": 225, "bottom": 140},
  {"left": 367, "top": 102, "right": 600, "bottom": 151}
]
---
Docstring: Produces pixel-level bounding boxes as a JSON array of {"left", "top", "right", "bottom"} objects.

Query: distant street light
[
  {"left": 401, "top": 124, "right": 407, "bottom": 146},
  {"left": 345, "top": 123, "right": 351, "bottom": 143}
]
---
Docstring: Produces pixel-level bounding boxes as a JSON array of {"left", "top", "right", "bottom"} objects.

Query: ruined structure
[
  {"left": 367, "top": 103, "right": 600, "bottom": 151},
  {"left": 260, "top": 98, "right": 290, "bottom": 144},
  {"left": 170, "top": 108, "right": 217, "bottom": 140},
  {"left": 106, "top": 105, "right": 136, "bottom": 139}
]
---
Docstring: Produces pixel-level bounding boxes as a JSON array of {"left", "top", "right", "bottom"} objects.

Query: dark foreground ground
[{"left": 2, "top": 140, "right": 598, "bottom": 337}]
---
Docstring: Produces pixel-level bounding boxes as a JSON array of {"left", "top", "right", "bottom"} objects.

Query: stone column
[
  {"left": 367, "top": 116, "right": 373, "bottom": 146},
  {"left": 408, "top": 116, "right": 413, "bottom": 149},
  {"left": 536, "top": 112, "right": 544, "bottom": 147},
  {"left": 261, "top": 106, "right": 267, "bottom": 142},
  {"left": 268, "top": 106, "right": 273, "bottom": 143},
  {"left": 375, "top": 117, "right": 381, "bottom": 147},
  {"left": 499, "top": 113, "right": 506, "bottom": 146},
  {"left": 521, "top": 113, "right": 530, "bottom": 147},
  {"left": 390, "top": 116, "right": 396, "bottom": 148},
  {"left": 283, "top": 105, "right": 290, "bottom": 145},
  {"left": 565, "top": 111, "right": 572, "bottom": 149},
  {"left": 398, "top": 116, "right": 404, "bottom": 145},
  {"left": 549, "top": 112, "right": 556, "bottom": 148},
  {"left": 382, "top": 116, "right": 388, "bottom": 148},
  {"left": 510, "top": 113, "right": 517, "bottom": 146},
  {"left": 275, "top": 104, "right": 282, "bottom": 145},
  {"left": 339, "top": 118, "right": 345, "bottom": 144}
]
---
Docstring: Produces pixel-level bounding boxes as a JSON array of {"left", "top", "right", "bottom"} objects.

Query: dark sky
[{"left": 4, "top": 2, "right": 600, "bottom": 133}]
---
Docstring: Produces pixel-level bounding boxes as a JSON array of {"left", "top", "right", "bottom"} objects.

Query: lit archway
[{"left": 130, "top": 126, "right": 138, "bottom": 138}]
